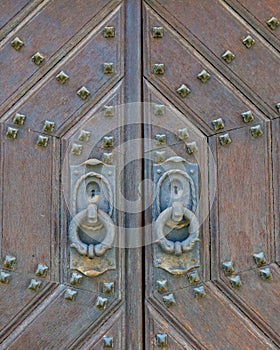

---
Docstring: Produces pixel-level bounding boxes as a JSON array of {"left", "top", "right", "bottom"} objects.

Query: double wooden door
[{"left": 0, "top": 0, "right": 279, "bottom": 349}]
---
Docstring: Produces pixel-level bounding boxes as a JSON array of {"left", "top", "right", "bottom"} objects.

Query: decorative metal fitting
[
  {"left": 43, "top": 120, "right": 55, "bottom": 133},
  {"left": 154, "top": 104, "right": 165, "bottom": 116},
  {"left": 187, "top": 270, "right": 200, "bottom": 284},
  {"left": 156, "top": 280, "right": 168, "bottom": 294},
  {"left": 266, "top": 17, "right": 279, "bottom": 30},
  {"left": 64, "top": 288, "right": 77, "bottom": 301},
  {"left": 163, "top": 293, "right": 176, "bottom": 307},
  {"left": 6, "top": 127, "right": 18, "bottom": 140},
  {"left": 0, "top": 271, "right": 11, "bottom": 284},
  {"left": 104, "top": 63, "right": 114, "bottom": 74},
  {"left": 103, "top": 136, "right": 114, "bottom": 148},
  {"left": 222, "top": 50, "right": 235, "bottom": 64},
  {"left": 155, "top": 151, "right": 165, "bottom": 163},
  {"left": 222, "top": 261, "right": 235, "bottom": 276},
  {"left": 253, "top": 252, "right": 267, "bottom": 266},
  {"left": 35, "top": 264, "right": 48, "bottom": 277},
  {"left": 152, "top": 26, "right": 164, "bottom": 38},
  {"left": 28, "top": 279, "right": 42, "bottom": 292},
  {"left": 56, "top": 71, "right": 69, "bottom": 84},
  {"left": 103, "top": 153, "right": 113, "bottom": 164},
  {"left": 71, "top": 143, "right": 83, "bottom": 156},
  {"left": 155, "top": 134, "right": 166, "bottom": 146},
  {"left": 104, "top": 26, "right": 115, "bottom": 38},
  {"left": 197, "top": 69, "right": 211, "bottom": 83},
  {"left": 104, "top": 105, "right": 114, "bottom": 117},
  {"left": 229, "top": 275, "right": 242, "bottom": 288},
  {"left": 13, "top": 113, "right": 26, "bottom": 126},
  {"left": 176, "top": 84, "right": 191, "bottom": 98},
  {"left": 3, "top": 255, "right": 16, "bottom": 269},
  {"left": 276, "top": 103, "right": 280, "bottom": 114},
  {"left": 193, "top": 285, "right": 206, "bottom": 299},
  {"left": 103, "top": 282, "right": 115, "bottom": 294},
  {"left": 186, "top": 141, "right": 198, "bottom": 155},
  {"left": 153, "top": 63, "right": 165, "bottom": 75},
  {"left": 212, "top": 118, "right": 225, "bottom": 132},
  {"left": 259, "top": 268, "right": 272, "bottom": 280},
  {"left": 219, "top": 133, "right": 232, "bottom": 146},
  {"left": 242, "top": 35, "right": 255, "bottom": 49},
  {"left": 37, "top": 135, "right": 49, "bottom": 147},
  {"left": 250, "top": 125, "right": 263, "bottom": 138},
  {"left": 77, "top": 86, "right": 90, "bottom": 100},
  {"left": 177, "top": 128, "right": 189, "bottom": 141},
  {"left": 11, "top": 37, "right": 24, "bottom": 51},
  {"left": 155, "top": 333, "right": 168, "bottom": 347},
  {"left": 70, "top": 272, "right": 83, "bottom": 286},
  {"left": 78, "top": 130, "right": 91, "bottom": 142},
  {"left": 241, "top": 110, "right": 254, "bottom": 123},
  {"left": 32, "top": 52, "right": 45, "bottom": 65},
  {"left": 103, "top": 337, "right": 113, "bottom": 348},
  {"left": 96, "top": 296, "right": 108, "bottom": 310}
]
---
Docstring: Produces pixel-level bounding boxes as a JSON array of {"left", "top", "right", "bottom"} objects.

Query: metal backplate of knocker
[{"left": 153, "top": 156, "right": 200, "bottom": 274}]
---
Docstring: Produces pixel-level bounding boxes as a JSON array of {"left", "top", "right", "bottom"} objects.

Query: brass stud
[
  {"left": 0, "top": 271, "right": 11, "bottom": 284},
  {"left": 104, "top": 106, "right": 114, "bottom": 117},
  {"left": 193, "top": 285, "right": 206, "bottom": 299},
  {"left": 229, "top": 275, "right": 242, "bottom": 288},
  {"left": 6, "top": 127, "right": 18, "bottom": 139},
  {"left": 37, "top": 135, "right": 49, "bottom": 147},
  {"left": 266, "top": 16, "right": 279, "bottom": 30},
  {"left": 103, "top": 153, "right": 113, "bottom": 164},
  {"left": 177, "top": 128, "right": 189, "bottom": 141},
  {"left": 104, "top": 63, "right": 114, "bottom": 74},
  {"left": 156, "top": 280, "right": 168, "bottom": 294},
  {"left": 222, "top": 261, "right": 235, "bottom": 276},
  {"left": 197, "top": 69, "right": 211, "bottom": 83},
  {"left": 155, "top": 134, "right": 166, "bottom": 146},
  {"left": 176, "top": 84, "right": 191, "bottom": 98},
  {"left": 103, "top": 136, "right": 114, "bottom": 148},
  {"left": 103, "top": 337, "right": 113, "bottom": 348},
  {"left": 154, "top": 104, "right": 165, "bottom": 116},
  {"left": 275, "top": 103, "right": 280, "bottom": 114},
  {"left": 163, "top": 293, "right": 176, "bottom": 307},
  {"left": 71, "top": 143, "right": 83, "bottom": 156},
  {"left": 13, "top": 113, "right": 26, "bottom": 126},
  {"left": 78, "top": 130, "right": 91, "bottom": 142},
  {"left": 70, "top": 272, "right": 83, "bottom": 286},
  {"left": 186, "top": 141, "right": 198, "bottom": 155},
  {"left": 155, "top": 151, "right": 165, "bottom": 163},
  {"left": 212, "top": 118, "right": 225, "bottom": 132},
  {"left": 259, "top": 267, "right": 272, "bottom": 280},
  {"left": 153, "top": 63, "right": 165, "bottom": 75},
  {"left": 35, "top": 264, "right": 48, "bottom": 277},
  {"left": 155, "top": 333, "right": 168, "bottom": 347},
  {"left": 241, "top": 110, "right": 254, "bottom": 123},
  {"left": 43, "top": 120, "right": 55, "bottom": 133},
  {"left": 3, "top": 255, "right": 16, "bottom": 269},
  {"left": 77, "top": 86, "right": 91, "bottom": 100},
  {"left": 64, "top": 288, "right": 77, "bottom": 301},
  {"left": 56, "top": 71, "right": 69, "bottom": 84},
  {"left": 104, "top": 26, "right": 115, "bottom": 38},
  {"left": 32, "top": 52, "right": 45, "bottom": 65},
  {"left": 250, "top": 125, "right": 263, "bottom": 138},
  {"left": 152, "top": 26, "right": 164, "bottom": 38},
  {"left": 103, "top": 282, "right": 114, "bottom": 294},
  {"left": 219, "top": 133, "right": 232, "bottom": 146},
  {"left": 96, "top": 296, "right": 108, "bottom": 310},
  {"left": 11, "top": 37, "right": 24, "bottom": 51},
  {"left": 28, "top": 279, "right": 42, "bottom": 292},
  {"left": 253, "top": 252, "right": 267, "bottom": 267},
  {"left": 187, "top": 270, "right": 200, "bottom": 284},
  {"left": 242, "top": 35, "right": 255, "bottom": 49},
  {"left": 222, "top": 50, "right": 235, "bottom": 64}
]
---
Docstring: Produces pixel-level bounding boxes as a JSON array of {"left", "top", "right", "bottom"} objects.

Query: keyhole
[
  {"left": 91, "top": 189, "right": 95, "bottom": 198},
  {"left": 174, "top": 186, "right": 178, "bottom": 195}
]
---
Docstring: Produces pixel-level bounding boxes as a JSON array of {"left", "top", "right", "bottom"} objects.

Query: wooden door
[{"left": 0, "top": 1, "right": 279, "bottom": 349}]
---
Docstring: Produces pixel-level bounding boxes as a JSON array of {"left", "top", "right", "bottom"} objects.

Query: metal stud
[
  {"left": 275, "top": 103, "right": 280, "bottom": 114},
  {"left": 104, "top": 63, "right": 114, "bottom": 74},
  {"left": 28, "top": 279, "right": 42, "bottom": 292},
  {"left": 156, "top": 280, "right": 168, "bottom": 294},
  {"left": 32, "top": 52, "right": 45, "bottom": 65},
  {"left": 222, "top": 50, "right": 235, "bottom": 64},
  {"left": 3, "top": 255, "right": 16, "bottom": 269},
  {"left": 96, "top": 296, "right": 108, "bottom": 310},
  {"left": 241, "top": 110, "right": 254, "bottom": 123},
  {"left": 222, "top": 261, "right": 235, "bottom": 276},
  {"left": 103, "top": 153, "right": 113, "bottom": 164},
  {"left": 70, "top": 272, "right": 83, "bottom": 286},
  {"left": 229, "top": 275, "right": 242, "bottom": 288},
  {"left": 37, "top": 135, "right": 49, "bottom": 147},
  {"left": 153, "top": 63, "right": 165, "bottom": 75},
  {"left": 155, "top": 134, "right": 166, "bottom": 146},
  {"left": 56, "top": 71, "right": 69, "bottom": 84},
  {"left": 77, "top": 86, "right": 90, "bottom": 100},
  {"left": 259, "top": 267, "right": 272, "bottom": 280},
  {"left": 219, "top": 133, "right": 232, "bottom": 146},
  {"left": 193, "top": 285, "right": 206, "bottom": 299},
  {"left": 13, "top": 113, "right": 26, "bottom": 126},
  {"left": 187, "top": 270, "right": 200, "bottom": 284},
  {"left": 197, "top": 69, "right": 211, "bottom": 83},
  {"left": 64, "top": 288, "right": 77, "bottom": 301},
  {"left": 11, "top": 37, "right": 24, "bottom": 51},
  {"left": 186, "top": 141, "right": 198, "bottom": 155},
  {"left": 212, "top": 118, "right": 225, "bottom": 132},
  {"left": 0, "top": 271, "right": 11, "bottom": 284},
  {"left": 103, "top": 336, "right": 113, "bottom": 348},
  {"left": 71, "top": 143, "right": 83, "bottom": 156},
  {"left": 177, "top": 128, "right": 189, "bottom": 141},
  {"left": 253, "top": 252, "right": 267, "bottom": 267},
  {"left": 163, "top": 293, "right": 176, "bottom": 307},
  {"left": 155, "top": 333, "right": 168, "bottom": 347},
  {"left": 104, "top": 26, "right": 115, "bottom": 38},
  {"left": 43, "top": 120, "right": 55, "bottom": 133},
  {"left": 103, "top": 136, "right": 114, "bottom": 148},
  {"left": 154, "top": 104, "right": 165, "bottom": 116},
  {"left": 6, "top": 127, "right": 18, "bottom": 139},
  {"left": 103, "top": 282, "right": 114, "bottom": 294},
  {"left": 176, "top": 84, "right": 191, "bottom": 98},
  {"left": 152, "top": 26, "right": 164, "bottom": 38},
  {"left": 266, "top": 17, "right": 279, "bottom": 30},
  {"left": 155, "top": 151, "right": 165, "bottom": 163},
  {"left": 250, "top": 125, "right": 263, "bottom": 138},
  {"left": 242, "top": 35, "right": 255, "bottom": 49},
  {"left": 104, "top": 106, "right": 114, "bottom": 117},
  {"left": 35, "top": 264, "right": 48, "bottom": 277},
  {"left": 78, "top": 130, "right": 91, "bottom": 142}
]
